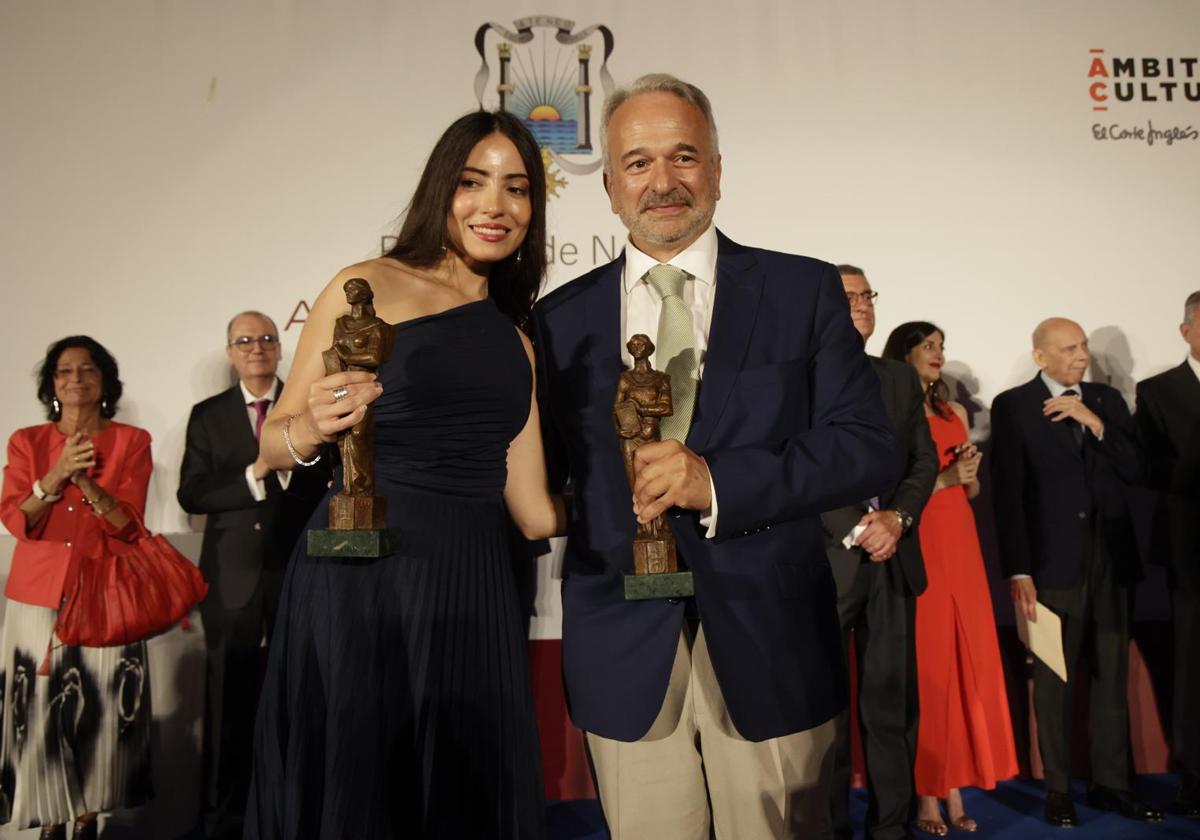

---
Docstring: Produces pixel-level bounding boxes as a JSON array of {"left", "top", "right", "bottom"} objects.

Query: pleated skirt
[
  {"left": 0, "top": 600, "right": 153, "bottom": 828},
  {"left": 245, "top": 489, "right": 546, "bottom": 840}
]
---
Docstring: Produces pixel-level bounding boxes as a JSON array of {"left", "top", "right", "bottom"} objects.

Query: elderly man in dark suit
[
  {"left": 1135, "top": 290, "right": 1200, "bottom": 818},
  {"left": 178, "top": 311, "right": 330, "bottom": 840},
  {"left": 823, "top": 265, "right": 937, "bottom": 840},
  {"left": 991, "top": 317, "right": 1160, "bottom": 828},
  {"left": 533, "top": 74, "right": 895, "bottom": 839}
]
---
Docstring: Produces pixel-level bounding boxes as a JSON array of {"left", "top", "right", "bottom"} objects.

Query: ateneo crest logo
[{"left": 473, "top": 16, "right": 615, "bottom": 197}]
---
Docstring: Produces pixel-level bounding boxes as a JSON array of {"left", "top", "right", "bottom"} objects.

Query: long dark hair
[
  {"left": 881, "top": 321, "right": 952, "bottom": 419},
  {"left": 384, "top": 110, "right": 547, "bottom": 330},
  {"left": 36, "top": 335, "right": 123, "bottom": 421}
]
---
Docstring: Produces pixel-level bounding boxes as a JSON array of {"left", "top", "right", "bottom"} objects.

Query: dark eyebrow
[{"left": 461, "top": 166, "right": 529, "bottom": 180}]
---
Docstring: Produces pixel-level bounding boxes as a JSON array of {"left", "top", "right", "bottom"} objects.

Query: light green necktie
[{"left": 645, "top": 264, "right": 697, "bottom": 442}]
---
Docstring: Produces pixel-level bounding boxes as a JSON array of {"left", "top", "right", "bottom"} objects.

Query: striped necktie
[{"left": 645, "top": 264, "right": 697, "bottom": 442}]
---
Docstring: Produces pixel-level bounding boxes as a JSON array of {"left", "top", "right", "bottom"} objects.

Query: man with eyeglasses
[
  {"left": 178, "top": 310, "right": 330, "bottom": 840},
  {"left": 822, "top": 265, "right": 938, "bottom": 840}
]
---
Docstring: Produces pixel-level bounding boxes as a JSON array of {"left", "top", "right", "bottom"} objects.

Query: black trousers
[
  {"left": 829, "top": 558, "right": 918, "bottom": 840},
  {"left": 201, "top": 567, "right": 282, "bottom": 840},
  {"left": 1173, "top": 586, "right": 1200, "bottom": 792},
  {"left": 1034, "top": 535, "right": 1131, "bottom": 794}
]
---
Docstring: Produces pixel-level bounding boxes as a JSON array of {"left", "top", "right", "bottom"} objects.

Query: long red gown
[{"left": 913, "top": 410, "right": 1019, "bottom": 797}]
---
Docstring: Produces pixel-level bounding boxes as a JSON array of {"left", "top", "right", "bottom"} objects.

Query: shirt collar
[
  {"left": 1187, "top": 353, "right": 1200, "bottom": 383},
  {"left": 240, "top": 379, "right": 277, "bottom": 404},
  {"left": 622, "top": 224, "right": 718, "bottom": 294},
  {"left": 1039, "top": 370, "right": 1082, "bottom": 398}
]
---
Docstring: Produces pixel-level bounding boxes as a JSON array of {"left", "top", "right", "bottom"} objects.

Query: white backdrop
[{"left": 2, "top": 0, "right": 1198, "bottom": 608}]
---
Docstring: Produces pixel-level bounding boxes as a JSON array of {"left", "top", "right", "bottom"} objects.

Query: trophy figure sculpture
[
  {"left": 307, "top": 277, "right": 397, "bottom": 558},
  {"left": 614, "top": 334, "right": 694, "bottom": 600}
]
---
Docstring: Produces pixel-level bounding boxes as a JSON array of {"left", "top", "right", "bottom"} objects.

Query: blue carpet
[{"left": 548, "top": 775, "right": 1200, "bottom": 839}]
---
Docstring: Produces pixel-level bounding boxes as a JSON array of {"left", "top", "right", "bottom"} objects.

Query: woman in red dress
[{"left": 883, "top": 322, "right": 1018, "bottom": 835}]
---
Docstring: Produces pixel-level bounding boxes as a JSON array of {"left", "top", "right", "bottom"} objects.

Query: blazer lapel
[
  {"left": 576, "top": 256, "right": 626, "bottom": 418},
  {"left": 1170, "top": 360, "right": 1200, "bottom": 408},
  {"left": 688, "top": 233, "right": 763, "bottom": 452},
  {"left": 223, "top": 386, "right": 260, "bottom": 463}
]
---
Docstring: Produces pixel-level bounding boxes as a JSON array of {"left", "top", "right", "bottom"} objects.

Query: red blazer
[{"left": 1, "top": 422, "right": 151, "bottom": 608}]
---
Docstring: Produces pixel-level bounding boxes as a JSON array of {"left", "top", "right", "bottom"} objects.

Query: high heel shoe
[
  {"left": 950, "top": 814, "right": 978, "bottom": 832},
  {"left": 72, "top": 817, "right": 98, "bottom": 839},
  {"left": 913, "top": 818, "right": 949, "bottom": 836}
]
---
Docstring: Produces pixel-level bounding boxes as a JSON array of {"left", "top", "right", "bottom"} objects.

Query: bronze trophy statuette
[
  {"left": 307, "top": 277, "right": 399, "bottom": 558},
  {"left": 615, "top": 334, "right": 694, "bottom": 601}
]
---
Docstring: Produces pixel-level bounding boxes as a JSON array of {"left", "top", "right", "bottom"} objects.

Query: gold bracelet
[{"left": 84, "top": 493, "right": 116, "bottom": 517}]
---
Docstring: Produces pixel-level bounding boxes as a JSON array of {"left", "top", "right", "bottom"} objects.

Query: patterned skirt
[{"left": 0, "top": 600, "right": 153, "bottom": 828}]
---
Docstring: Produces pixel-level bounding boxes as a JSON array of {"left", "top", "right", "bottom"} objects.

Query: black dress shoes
[
  {"left": 1085, "top": 785, "right": 1164, "bottom": 821},
  {"left": 1044, "top": 791, "right": 1078, "bottom": 828},
  {"left": 1176, "top": 785, "right": 1200, "bottom": 818}
]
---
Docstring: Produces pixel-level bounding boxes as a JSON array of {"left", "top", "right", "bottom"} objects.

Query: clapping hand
[{"left": 45, "top": 432, "right": 95, "bottom": 492}]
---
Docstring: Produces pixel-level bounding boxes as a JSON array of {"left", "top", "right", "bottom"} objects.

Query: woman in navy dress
[{"left": 245, "top": 111, "right": 564, "bottom": 840}]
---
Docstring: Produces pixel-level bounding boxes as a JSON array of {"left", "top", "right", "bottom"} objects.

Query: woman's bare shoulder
[{"left": 948, "top": 400, "right": 970, "bottom": 428}]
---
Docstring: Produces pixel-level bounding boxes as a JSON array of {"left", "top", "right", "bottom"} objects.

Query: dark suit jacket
[
  {"left": 1136, "top": 361, "right": 1200, "bottom": 592},
  {"left": 821, "top": 357, "right": 937, "bottom": 597},
  {"left": 177, "top": 381, "right": 330, "bottom": 609},
  {"left": 532, "top": 231, "right": 896, "bottom": 742},
  {"left": 990, "top": 375, "right": 1142, "bottom": 589}
]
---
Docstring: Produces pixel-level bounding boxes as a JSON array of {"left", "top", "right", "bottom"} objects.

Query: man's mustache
[{"left": 639, "top": 190, "right": 693, "bottom": 212}]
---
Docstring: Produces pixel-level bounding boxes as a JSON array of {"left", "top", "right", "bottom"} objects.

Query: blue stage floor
[{"left": 548, "top": 775, "right": 1200, "bottom": 839}]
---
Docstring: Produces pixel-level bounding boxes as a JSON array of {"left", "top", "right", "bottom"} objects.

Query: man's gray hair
[
  {"left": 600, "top": 73, "right": 720, "bottom": 174},
  {"left": 226, "top": 310, "right": 279, "bottom": 344},
  {"left": 1185, "top": 290, "right": 1200, "bottom": 325},
  {"left": 836, "top": 264, "right": 866, "bottom": 277}
]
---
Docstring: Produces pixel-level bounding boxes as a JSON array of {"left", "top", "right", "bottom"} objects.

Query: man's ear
[
  {"left": 1032, "top": 347, "right": 1047, "bottom": 370},
  {"left": 714, "top": 153, "right": 723, "bottom": 201}
]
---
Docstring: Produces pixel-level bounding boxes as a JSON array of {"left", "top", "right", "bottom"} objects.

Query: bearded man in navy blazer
[
  {"left": 991, "top": 317, "right": 1160, "bottom": 828},
  {"left": 531, "top": 73, "right": 896, "bottom": 839}
]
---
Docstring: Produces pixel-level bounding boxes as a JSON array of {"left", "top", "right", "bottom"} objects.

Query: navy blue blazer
[
  {"left": 531, "top": 232, "right": 896, "bottom": 742},
  {"left": 990, "top": 375, "right": 1143, "bottom": 589}
]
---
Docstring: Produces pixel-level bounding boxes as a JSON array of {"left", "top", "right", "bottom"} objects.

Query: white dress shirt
[
  {"left": 620, "top": 225, "right": 719, "bottom": 537},
  {"left": 240, "top": 379, "right": 291, "bottom": 500}
]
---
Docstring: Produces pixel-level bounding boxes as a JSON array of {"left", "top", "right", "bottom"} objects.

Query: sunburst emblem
[
  {"left": 541, "top": 148, "right": 568, "bottom": 198},
  {"left": 473, "top": 16, "right": 615, "bottom": 199}
]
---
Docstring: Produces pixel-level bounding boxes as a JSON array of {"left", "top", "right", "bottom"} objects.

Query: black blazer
[
  {"left": 177, "top": 382, "right": 330, "bottom": 609},
  {"left": 821, "top": 357, "right": 938, "bottom": 596},
  {"left": 990, "top": 375, "right": 1142, "bottom": 589},
  {"left": 1136, "top": 361, "right": 1200, "bottom": 592}
]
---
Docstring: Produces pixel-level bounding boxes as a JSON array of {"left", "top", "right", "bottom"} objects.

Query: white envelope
[{"left": 1016, "top": 602, "right": 1068, "bottom": 682}]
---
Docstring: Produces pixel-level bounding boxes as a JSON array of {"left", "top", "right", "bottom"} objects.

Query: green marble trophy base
[
  {"left": 307, "top": 528, "right": 399, "bottom": 558},
  {"left": 623, "top": 570, "right": 694, "bottom": 601}
]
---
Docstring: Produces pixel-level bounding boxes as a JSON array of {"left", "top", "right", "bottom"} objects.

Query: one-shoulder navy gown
[{"left": 245, "top": 299, "right": 545, "bottom": 840}]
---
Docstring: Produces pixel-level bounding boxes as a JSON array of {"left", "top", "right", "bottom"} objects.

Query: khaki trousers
[{"left": 586, "top": 625, "right": 836, "bottom": 840}]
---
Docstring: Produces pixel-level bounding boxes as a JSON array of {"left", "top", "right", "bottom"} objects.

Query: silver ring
[{"left": 331, "top": 386, "right": 349, "bottom": 402}]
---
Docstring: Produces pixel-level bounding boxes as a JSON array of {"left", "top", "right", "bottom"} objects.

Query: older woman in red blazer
[{"left": 0, "top": 335, "right": 153, "bottom": 840}]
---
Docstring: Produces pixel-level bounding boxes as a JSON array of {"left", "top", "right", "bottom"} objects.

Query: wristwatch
[
  {"left": 891, "top": 507, "right": 913, "bottom": 533},
  {"left": 32, "top": 479, "right": 63, "bottom": 502}
]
